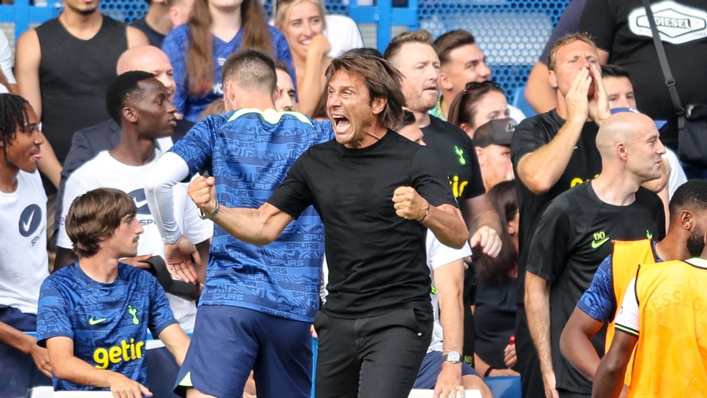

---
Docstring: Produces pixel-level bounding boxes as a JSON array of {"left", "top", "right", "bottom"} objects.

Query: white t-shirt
[
  {"left": 663, "top": 148, "right": 688, "bottom": 199},
  {"left": 0, "top": 171, "right": 49, "bottom": 314},
  {"left": 508, "top": 105, "right": 526, "bottom": 124},
  {"left": 0, "top": 29, "right": 15, "bottom": 94},
  {"left": 58, "top": 150, "right": 213, "bottom": 332},
  {"left": 426, "top": 232, "right": 472, "bottom": 353},
  {"left": 324, "top": 14, "right": 364, "bottom": 58},
  {"left": 615, "top": 257, "right": 707, "bottom": 334}
]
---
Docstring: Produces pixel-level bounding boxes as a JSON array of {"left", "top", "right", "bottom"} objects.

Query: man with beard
[
  {"left": 525, "top": 112, "right": 666, "bottom": 398},
  {"left": 593, "top": 181, "right": 707, "bottom": 397},
  {"left": 15, "top": 0, "right": 148, "bottom": 191},
  {"left": 561, "top": 179, "right": 707, "bottom": 391}
]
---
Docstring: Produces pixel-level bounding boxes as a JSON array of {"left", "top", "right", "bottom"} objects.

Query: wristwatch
[{"left": 442, "top": 351, "right": 462, "bottom": 364}]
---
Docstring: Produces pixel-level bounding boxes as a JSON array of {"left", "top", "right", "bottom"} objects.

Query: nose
[
  {"left": 303, "top": 22, "right": 313, "bottom": 38},
  {"left": 327, "top": 91, "right": 342, "bottom": 108},
  {"left": 35, "top": 131, "right": 45, "bottom": 146},
  {"left": 167, "top": 100, "right": 177, "bottom": 115},
  {"left": 656, "top": 138, "right": 666, "bottom": 156},
  {"left": 478, "top": 61, "right": 491, "bottom": 80}
]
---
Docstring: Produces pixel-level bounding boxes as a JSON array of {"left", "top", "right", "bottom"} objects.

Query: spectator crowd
[{"left": 1, "top": 0, "right": 706, "bottom": 397}]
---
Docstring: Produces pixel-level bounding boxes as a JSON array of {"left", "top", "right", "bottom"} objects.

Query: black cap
[{"left": 474, "top": 118, "right": 517, "bottom": 148}]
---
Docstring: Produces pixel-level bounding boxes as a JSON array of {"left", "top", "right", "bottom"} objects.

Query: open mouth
[
  {"left": 331, "top": 115, "right": 351, "bottom": 132},
  {"left": 30, "top": 152, "right": 42, "bottom": 162}
]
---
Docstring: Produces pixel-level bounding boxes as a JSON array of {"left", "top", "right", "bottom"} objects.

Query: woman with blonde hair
[
  {"left": 163, "top": 0, "right": 295, "bottom": 121},
  {"left": 275, "top": 0, "right": 331, "bottom": 116}
]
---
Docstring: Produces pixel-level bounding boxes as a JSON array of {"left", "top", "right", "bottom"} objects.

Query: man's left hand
[
  {"left": 165, "top": 236, "right": 202, "bottom": 283},
  {"left": 469, "top": 226, "right": 502, "bottom": 258},
  {"left": 434, "top": 363, "right": 464, "bottom": 398}
]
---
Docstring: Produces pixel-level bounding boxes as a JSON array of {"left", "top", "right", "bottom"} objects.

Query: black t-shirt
[
  {"left": 474, "top": 277, "right": 517, "bottom": 369},
  {"left": 268, "top": 131, "right": 458, "bottom": 318},
  {"left": 511, "top": 110, "right": 603, "bottom": 304},
  {"left": 579, "top": 0, "right": 707, "bottom": 150},
  {"left": 526, "top": 183, "right": 665, "bottom": 394},
  {"left": 421, "top": 116, "right": 486, "bottom": 202}
]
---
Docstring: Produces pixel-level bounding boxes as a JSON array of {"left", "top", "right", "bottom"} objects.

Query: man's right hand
[
  {"left": 165, "top": 236, "right": 201, "bottom": 284},
  {"left": 29, "top": 344, "right": 52, "bottom": 378},
  {"left": 564, "top": 67, "right": 592, "bottom": 125},
  {"left": 107, "top": 373, "right": 152, "bottom": 398},
  {"left": 541, "top": 370, "right": 560, "bottom": 398},
  {"left": 188, "top": 176, "right": 217, "bottom": 215}
]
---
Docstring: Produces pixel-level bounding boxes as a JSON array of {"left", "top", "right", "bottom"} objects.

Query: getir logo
[{"left": 93, "top": 338, "right": 144, "bottom": 369}]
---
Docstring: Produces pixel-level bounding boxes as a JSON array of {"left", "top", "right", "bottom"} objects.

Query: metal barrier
[{"left": 3, "top": 0, "right": 570, "bottom": 99}]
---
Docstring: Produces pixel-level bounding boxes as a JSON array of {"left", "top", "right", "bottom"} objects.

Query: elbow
[
  {"left": 523, "top": 174, "right": 552, "bottom": 195},
  {"left": 144, "top": 169, "right": 161, "bottom": 199},
  {"left": 559, "top": 327, "right": 575, "bottom": 361}
]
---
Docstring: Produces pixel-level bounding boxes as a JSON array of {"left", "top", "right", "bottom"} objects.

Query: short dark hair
[
  {"left": 601, "top": 64, "right": 631, "bottom": 80},
  {"left": 383, "top": 30, "right": 435, "bottom": 65},
  {"left": 434, "top": 30, "right": 476, "bottom": 65},
  {"left": 274, "top": 60, "right": 290, "bottom": 75},
  {"left": 65, "top": 188, "right": 137, "bottom": 258},
  {"left": 395, "top": 110, "right": 417, "bottom": 131},
  {"left": 106, "top": 71, "right": 156, "bottom": 125},
  {"left": 447, "top": 81, "right": 505, "bottom": 129},
  {"left": 326, "top": 54, "right": 406, "bottom": 129},
  {"left": 669, "top": 180, "right": 707, "bottom": 222},
  {"left": 0, "top": 93, "right": 31, "bottom": 147},
  {"left": 546, "top": 32, "right": 597, "bottom": 72},
  {"left": 222, "top": 48, "right": 277, "bottom": 95}
]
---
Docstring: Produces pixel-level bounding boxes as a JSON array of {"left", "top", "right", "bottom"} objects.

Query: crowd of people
[{"left": 0, "top": 0, "right": 706, "bottom": 397}]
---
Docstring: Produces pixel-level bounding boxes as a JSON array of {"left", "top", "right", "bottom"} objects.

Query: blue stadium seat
[
  {"left": 512, "top": 86, "right": 537, "bottom": 118},
  {"left": 483, "top": 376, "right": 522, "bottom": 398}
]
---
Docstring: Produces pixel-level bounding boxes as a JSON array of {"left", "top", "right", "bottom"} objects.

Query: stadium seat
[{"left": 483, "top": 376, "right": 522, "bottom": 398}]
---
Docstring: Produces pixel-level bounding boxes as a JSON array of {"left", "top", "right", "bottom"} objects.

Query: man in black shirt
[
  {"left": 525, "top": 112, "right": 666, "bottom": 398},
  {"left": 510, "top": 32, "right": 610, "bottom": 398},
  {"left": 187, "top": 54, "right": 468, "bottom": 398}
]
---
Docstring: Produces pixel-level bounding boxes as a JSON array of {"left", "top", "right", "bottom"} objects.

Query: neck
[
  {"left": 110, "top": 130, "right": 158, "bottom": 166},
  {"left": 232, "top": 94, "right": 276, "bottom": 112},
  {"left": 209, "top": 4, "right": 242, "bottom": 40},
  {"left": 59, "top": 8, "right": 102, "bottom": 31},
  {"left": 345, "top": 124, "right": 388, "bottom": 149},
  {"left": 0, "top": 160, "right": 19, "bottom": 193},
  {"left": 413, "top": 108, "right": 432, "bottom": 128},
  {"left": 441, "top": 91, "right": 455, "bottom": 119},
  {"left": 590, "top": 172, "right": 640, "bottom": 206},
  {"left": 655, "top": 227, "right": 690, "bottom": 262},
  {"left": 145, "top": 4, "right": 173, "bottom": 35},
  {"left": 79, "top": 254, "right": 120, "bottom": 284}
]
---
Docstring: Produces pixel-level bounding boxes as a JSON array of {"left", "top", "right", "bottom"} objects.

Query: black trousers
[
  {"left": 314, "top": 307, "right": 433, "bottom": 398},
  {"left": 515, "top": 304, "right": 545, "bottom": 398}
]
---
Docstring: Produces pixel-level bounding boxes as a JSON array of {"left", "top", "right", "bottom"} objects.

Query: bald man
[
  {"left": 55, "top": 45, "right": 192, "bottom": 234},
  {"left": 524, "top": 112, "right": 666, "bottom": 398}
]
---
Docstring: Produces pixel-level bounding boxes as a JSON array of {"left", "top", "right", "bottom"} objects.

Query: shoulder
[
  {"left": 75, "top": 119, "right": 120, "bottom": 139},
  {"left": 268, "top": 25, "right": 286, "bottom": 39},
  {"left": 163, "top": 25, "right": 190, "bottom": 46},
  {"left": 42, "top": 265, "right": 76, "bottom": 290},
  {"left": 635, "top": 186, "right": 662, "bottom": 206},
  {"left": 426, "top": 115, "right": 466, "bottom": 136},
  {"left": 69, "top": 152, "right": 109, "bottom": 179},
  {"left": 119, "top": 263, "right": 155, "bottom": 284}
]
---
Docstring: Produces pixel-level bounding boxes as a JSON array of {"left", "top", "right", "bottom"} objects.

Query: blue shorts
[
  {"left": 0, "top": 306, "right": 51, "bottom": 398},
  {"left": 413, "top": 350, "right": 480, "bottom": 389},
  {"left": 175, "top": 306, "right": 312, "bottom": 398}
]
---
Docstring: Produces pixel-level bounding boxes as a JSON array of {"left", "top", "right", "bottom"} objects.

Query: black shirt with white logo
[
  {"left": 526, "top": 182, "right": 664, "bottom": 394},
  {"left": 511, "top": 110, "right": 603, "bottom": 304},
  {"left": 421, "top": 116, "right": 486, "bottom": 202},
  {"left": 580, "top": 0, "right": 707, "bottom": 149},
  {"left": 268, "top": 131, "right": 458, "bottom": 318}
]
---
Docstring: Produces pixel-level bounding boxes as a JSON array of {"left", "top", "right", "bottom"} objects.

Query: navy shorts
[
  {"left": 413, "top": 350, "right": 480, "bottom": 389},
  {"left": 175, "top": 305, "right": 312, "bottom": 398}
]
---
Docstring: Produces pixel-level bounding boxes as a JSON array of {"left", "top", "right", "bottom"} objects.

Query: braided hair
[{"left": 0, "top": 93, "right": 30, "bottom": 146}]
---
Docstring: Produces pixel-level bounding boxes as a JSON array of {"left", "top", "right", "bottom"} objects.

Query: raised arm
[
  {"left": 525, "top": 272, "right": 558, "bottom": 398},
  {"left": 188, "top": 176, "right": 294, "bottom": 246},
  {"left": 392, "top": 186, "right": 468, "bottom": 249},
  {"left": 516, "top": 68, "right": 592, "bottom": 195},
  {"left": 46, "top": 336, "right": 152, "bottom": 398}
]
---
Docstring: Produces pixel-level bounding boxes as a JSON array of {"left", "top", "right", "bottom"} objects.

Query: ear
[
  {"left": 616, "top": 142, "right": 628, "bottom": 161},
  {"left": 440, "top": 72, "right": 454, "bottom": 92},
  {"left": 460, "top": 123, "right": 474, "bottom": 139},
  {"left": 548, "top": 70, "right": 558, "bottom": 89},
  {"left": 508, "top": 223, "right": 516, "bottom": 236},
  {"left": 371, "top": 97, "right": 387, "bottom": 115},
  {"left": 123, "top": 106, "right": 138, "bottom": 123},
  {"left": 475, "top": 146, "right": 485, "bottom": 165},
  {"left": 168, "top": 7, "right": 180, "bottom": 27},
  {"left": 273, "top": 85, "right": 282, "bottom": 102},
  {"left": 681, "top": 210, "right": 693, "bottom": 231}
]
